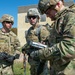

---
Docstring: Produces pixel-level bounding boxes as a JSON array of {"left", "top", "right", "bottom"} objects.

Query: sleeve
[{"left": 37, "top": 12, "right": 75, "bottom": 60}]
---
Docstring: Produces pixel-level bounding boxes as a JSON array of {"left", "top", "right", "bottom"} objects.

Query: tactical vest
[
  {"left": 26, "top": 24, "right": 51, "bottom": 42},
  {"left": 26, "top": 25, "right": 42, "bottom": 42},
  {"left": 0, "top": 30, "right": 17, "bottom": 55}
]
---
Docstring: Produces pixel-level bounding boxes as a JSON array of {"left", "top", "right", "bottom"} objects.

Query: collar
[{"left": 55, "top": 7, "right": 69, "bottom": 19}]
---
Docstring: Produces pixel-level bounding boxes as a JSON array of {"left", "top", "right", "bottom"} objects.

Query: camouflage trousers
[
  {"left": 28, "top": 57, "right": 39, "bottom": 75},
  {"left": 0, "top": 62, "right": 14, "bottom": 75}
]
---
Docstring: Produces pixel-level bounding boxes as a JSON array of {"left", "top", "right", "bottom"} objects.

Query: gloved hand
[
  {"left": 22, "top": 44, "right": 30, "bottom": 53},
  {"left": 30, "top": 47, "right": 51, "bottom": 60},
  {"left": 15, "top": 54, "right": 20, "bottom": 59}
]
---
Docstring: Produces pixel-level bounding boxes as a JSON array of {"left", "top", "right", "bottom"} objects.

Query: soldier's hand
[
  {"left": 30, "top": 48, "right": 50, "bottom": 60},
  {"left": 22, "top": 43, "right": 30, "bottom": 53},
  {"left": 6, "top": 56, "right": 15, "bottom": 63}
]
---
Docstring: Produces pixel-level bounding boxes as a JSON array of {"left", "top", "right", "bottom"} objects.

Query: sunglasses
[
  {"left": 28, "top": 16, "right": 37, "bottom": 19},
  {"left": 5, "top": 21, "right": 13, "bottom": 25}
]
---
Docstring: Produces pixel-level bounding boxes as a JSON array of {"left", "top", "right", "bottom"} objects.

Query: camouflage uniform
[
  {"left": 22, "top": 8, "right": 50, "bottom": 75},
  {"left": 30, "top": 0, "right": 75, "bottom": 75},
  {"left": 0, "top": 14, "right": 20, "bottom": 75}
]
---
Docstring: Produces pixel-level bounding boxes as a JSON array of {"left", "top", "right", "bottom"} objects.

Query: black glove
[
  {"left": 15, "top": 54, "right": 20, "bottom": 59},
  {"left": 6, "top": 53, "right": 20, "bottom": 63},
  {"left": 0, "top": 52, "right": 9, "bottom": 60}
]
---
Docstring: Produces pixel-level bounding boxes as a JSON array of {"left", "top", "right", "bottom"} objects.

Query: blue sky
[
  {"left": 0, "top": 0, "right": 39, "bottom": 28},
  {"left": 0, "top": 0, "right": 75, "bottom": 28}
]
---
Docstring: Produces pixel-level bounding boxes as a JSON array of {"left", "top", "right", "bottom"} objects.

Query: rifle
[{"left": 23, "top": 52, "right": 26, "bottom": 75}]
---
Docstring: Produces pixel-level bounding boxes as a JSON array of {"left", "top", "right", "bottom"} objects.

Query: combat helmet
[
  {"left": 38, "top": 0, "right": 61, "bottom": 14},
  {"left": 0, "top": 14, "right": 14, "bottom": 24},
  {"left": 27, "top": 8, "right": 41, "bottom": 18}
]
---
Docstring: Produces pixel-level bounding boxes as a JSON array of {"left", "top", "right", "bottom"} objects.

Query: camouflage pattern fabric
[
  {"left": 0, "top": 30, "right": 20, "bottom": 75},
  {"left": 25, "top": 25, "right": 50, "bottom": 75},
  {"left": 0, "top": 14, "right": 14, "bottom": 24},
  {"left": 26, "top": 25, "right": 50, "bottom": 42},
  {"left": 0, "top": 64, "right": 13, "bottom": 75},
  {"left": 38, "top": 0, "right": 61, "bottom": 14},
  {"left": 30, "top": 7, "right": 75, "bottom": 75}
]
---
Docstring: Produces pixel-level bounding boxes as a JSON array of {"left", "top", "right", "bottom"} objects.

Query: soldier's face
[
  {"left": 45, "top": 7, "right": 57, "bottom": 21},
  {"left": 28, "top": 16, "right": 38, "bottom": 25},
  {"left": 3, "top": 21, "right": 13, "bottom": 29}
]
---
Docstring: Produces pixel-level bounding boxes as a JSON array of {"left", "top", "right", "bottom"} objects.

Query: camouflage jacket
[
  {"left": 0, "top": 29, "right": 20, "bottom": 55},
  {"left": 36, "top": 7, "right": 75, "bottom": 75}
]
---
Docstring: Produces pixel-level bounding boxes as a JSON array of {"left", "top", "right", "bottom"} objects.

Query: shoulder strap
[
  {"left": 35, "top": 25, "right": 42, "bottom": 36},
  {"left": 9, "top": 31, "right": 16, "bottom": 37},
  {"left": 27, "top": 26, "right": 33, "bottom": 35},
  {"left": 35, "top": 25, "right": 42, "bottom": 42}
]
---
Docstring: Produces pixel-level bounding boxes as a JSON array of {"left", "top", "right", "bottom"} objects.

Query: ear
[
  {"left": 56, "top": 2, "right": 60, "bottom": 7},
  {"left": 55, "top": 2, "right": 60, "bottom": 10}
]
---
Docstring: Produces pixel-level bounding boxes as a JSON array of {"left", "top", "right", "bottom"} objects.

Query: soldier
[
  {"left": 30, "top": 0, "right": 75, "bottom": 75},
  {"left": 22, "top": 8, "right": 50, "bottom": 75},
  {"left": 0, "top": 14, "right": 20, "bottom": 75}
]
